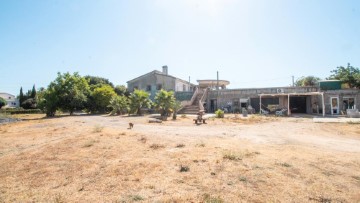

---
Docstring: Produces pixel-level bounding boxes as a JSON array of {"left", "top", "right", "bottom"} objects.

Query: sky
[{"left": 0, "top": 0, "right": 359, "bottom": 96}]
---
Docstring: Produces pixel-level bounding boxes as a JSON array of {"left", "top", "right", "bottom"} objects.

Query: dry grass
[
  {"left": 92, "top": 124, "right": 104, "bottom": 133},
  {"left": 0, "top": 114, "right": 359, "bottom": 202}
]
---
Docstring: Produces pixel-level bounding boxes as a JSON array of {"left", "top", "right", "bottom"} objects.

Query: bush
[
  {"left": 21, "top": 98, "right": 37, "bottom": 109},
  {"left": 0, "top": 97, "right": 7, "bottom": 109},
  {"left": 0, "top": 109, "right": 42, "bottom": 114},
  {"left": 215, "top": 109, "right": 224, "bottom": 118}
]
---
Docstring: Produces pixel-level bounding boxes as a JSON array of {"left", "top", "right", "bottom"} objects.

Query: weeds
[
  {"left": 139, "top": 135, "right": 147, "bottom": 143},
  {"left": 92, "top": 125, "right": 104, "bottom": 133},
  {"left": 347, "top": 121, "right": 360, "bottom": 124},
  {"left": 131, "top": 195, "right": 144, "bottom": 201},
  {"left": 82, "top": 139, "right": 96, "bottom": 148},
  {"left": 179, "top": 165, "right": 190, "bottom": 172},
  {"left": 245, "top": 151, "right": 260, "bottom": 157},
  {"left": 223, "top": 151, "right": 243, "bottom": 161},
  {"left": 203, "top": 194, "right": 224, "bottom": 203},
  {"left": 176, "top": 144, "right": 185, "bottom": 148},
  {"left": 53, "top": 193, "right": 65, "bottom": 203},
  {"left": 181, "top": 114, "right": 187, "bottom": 118},
  {"left": 215, "top": 109, "right": 224, "bottom": 118},
  {"left": 308, "top": 196, "right": 333, "bottom": 203},
  {"left": 149, "top": 144, "right": 165, "bottom": 149},
  {"left": 279, "top": 162, "right": 292, "bottom": 167},
  {"left": 239, "top": 176, "right": 247, "bottom": 182},
  {"left": 352, "top": 176, "right": 360, "bottom": 181},
  {"left": 196, "top": 142, "right": 205, "bottom": 147}
]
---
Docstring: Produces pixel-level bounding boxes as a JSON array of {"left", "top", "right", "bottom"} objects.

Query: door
[
  {"left": 210, "top": 99, "right": 217, "bottom": 113},
  {"left": 290, "top": 96, "right": 307, "bottom": 113},
  {"left": 330, "top": 97, "right": 339, "bottom": 115}
]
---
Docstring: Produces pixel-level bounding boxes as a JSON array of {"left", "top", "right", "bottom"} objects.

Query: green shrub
[
  {"left": 0, "top": 97, "right": 7, "bottom": 109},
  {"left": 0, "top": 109, "right": 42, "bottom": 114},
  {"left": 215, "top": 109, "right": 224, "bottom": 118}
]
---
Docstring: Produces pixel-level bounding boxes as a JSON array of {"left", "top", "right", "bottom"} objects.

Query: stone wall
[
  {"left": 323, "top": 89, "right": 360, "bottom": 115},
  {"left": 206, "top": 87, "right": 319, "bottom": 113},
  {"left": 205, "top": 87, "right": 360, "bottom": 115}
]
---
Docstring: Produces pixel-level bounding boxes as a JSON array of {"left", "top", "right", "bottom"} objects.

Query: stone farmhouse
[
  {"left": 128, "top": 68, "right": 360, "bottom": 116},
  {"left": 127, "top": 66, "right": 196, "bottom": 100}
]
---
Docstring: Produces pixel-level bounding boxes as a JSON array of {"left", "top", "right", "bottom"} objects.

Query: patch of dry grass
[
  {"left": 0, "top": 115, "right": 359, "bottom": 202},
  {"left": 92, "top": 124, "right": 104, "bottom": 133},
  {"left": 149, "top": 143, "right": 165, "bottom": 149}
]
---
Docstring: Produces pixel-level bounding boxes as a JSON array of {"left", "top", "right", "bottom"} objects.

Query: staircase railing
[
  {"left": 189, "top": 86, "right": 199, "bottom": 106},
  {"left": 199, "top": 88, "right": 208, "bottom": 111},
  {"left": 178, "top": 86, "right": 199, "bottom": 112}
]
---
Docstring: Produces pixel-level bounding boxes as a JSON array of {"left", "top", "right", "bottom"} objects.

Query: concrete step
[{"left": 178, "top": 105, "right": 200, "bottom": 114}]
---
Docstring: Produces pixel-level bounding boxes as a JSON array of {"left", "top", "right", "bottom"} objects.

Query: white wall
[
  {"left": 0, "top": 93, "right": 19, "bottom": 108},
  {"left": 175, "top": 80, "right": 191, "bottom": 92}
]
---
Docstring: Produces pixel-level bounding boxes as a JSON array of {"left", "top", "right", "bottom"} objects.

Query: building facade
[
  {"left": 205, "top": 86, "right": 359, "bottom": 116},
  {"left": 127, "top": 66, "right": 195, "bottom": 100},
  {"left": 0, "top": 93, "right": 20, "bottom": 108}
]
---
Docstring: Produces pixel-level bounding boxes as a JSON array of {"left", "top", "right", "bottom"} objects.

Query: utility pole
[
  {"left": 292, "top": 75, "right": 295, "bottom": 87},
  {"left": 217, "top": 71, "right": 219, "bottom": 111},
  {"left": 217, "top": 71, "right": 219, "bottom": 91},
  {"left": 188, "top": 76, "right": 191, "bottom": 91}
]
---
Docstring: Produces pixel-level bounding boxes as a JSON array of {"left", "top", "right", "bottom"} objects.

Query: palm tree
[
  {"left": 154, "top": 89, "right": 176, "bottom": 118},
  {"left": 295, "top": 76, "right": 321, "bottom": 87},
  {"left": 172, "top": 101, "right": 182, "bottom": 120},
  {"left": 107, "top": 95, "right": 129, "bottom": 115},
  {"left": 129, "top": 90, "right": 152, "bottom": 116}
]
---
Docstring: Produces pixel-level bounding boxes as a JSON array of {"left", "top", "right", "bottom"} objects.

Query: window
[
  {"left": 343, "top": 97, "right": 355, "bottom": 110},
  {"left": 146, "top": 85, "right": 151, "bottom": 91},
  {"left": 183, "top": 84, "right": 186, "bottom": 91},
  {"left": 156, "top": 84, "right": 162, "bottom": 90}
]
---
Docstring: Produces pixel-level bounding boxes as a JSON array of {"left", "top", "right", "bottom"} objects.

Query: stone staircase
[{"left": 178, "top": 90, "right": 204, "bottom": 115}]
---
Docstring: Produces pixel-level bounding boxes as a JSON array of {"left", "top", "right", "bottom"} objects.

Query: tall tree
[
  {"left": 329, "top": 63, "right": 360, "bottom": 88},
  {"left": 36, "top": 87, "right": 47, "bottom": 112},
  {"left": 114, "top": 85, "right": 130, "bottom": 97},
  {"left": 92, "top": 84, "right": 117, "bottom": 113},
  {"left": 154, "top": 89, "right": 176, "bottom": 117},
  {"left": 129, "top": 90, "right": 152, "bottom": 115},
  {"left": 295, "top": 76, "right": 321, "bottom": 87},
  {"left": 31, "top": 84, "right": 36, "bottom": 98},
  {"left": 19, "top": 87, "right": 24, "bottom": 106},
  {"left": 43, "top": 86, "right": 59, "bottom": 117},
  {"left": 84, "top": 75, "right": 114, "bottom": 89},
  {"left": 44, "top": 72, "right": 89, "bottom": 116}
]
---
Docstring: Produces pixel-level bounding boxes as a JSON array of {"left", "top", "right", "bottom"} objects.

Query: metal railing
[
  {"left": 199, "top": 88, "right": 208, "bottom": 111},
  {"left": 177, "top": 87, "right": 198, "bottom": 112}
]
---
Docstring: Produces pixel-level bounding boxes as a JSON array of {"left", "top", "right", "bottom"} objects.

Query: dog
[{"left": 128, "top": 122, "right": 134, "bottom": 129}]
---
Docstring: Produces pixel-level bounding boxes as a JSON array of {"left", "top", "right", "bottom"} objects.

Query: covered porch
[{"left": 259, "top": 92, "right": 325, "bottom": 117}]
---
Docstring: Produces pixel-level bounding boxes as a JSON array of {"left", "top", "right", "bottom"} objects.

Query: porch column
[
  {"left": 322, "top": 93, "right": 325, "bottom": 117},
  {"left": 287, "top": 94, "right": 290, "bottom": 116},
  {"left": 259, "top": 94, "right": 262, "bottom": 113}
]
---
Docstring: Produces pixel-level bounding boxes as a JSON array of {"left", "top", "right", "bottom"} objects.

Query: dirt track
[
  {"left": 0, "top": 114, "right": 359, "bottom": 202},
  {"left": 79, "top": 115, "right": 360, "bottom": 152}
]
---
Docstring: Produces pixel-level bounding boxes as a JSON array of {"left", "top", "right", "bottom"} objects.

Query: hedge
[{"left": 0, "top": 109, "right": 42, "bottom": 114}]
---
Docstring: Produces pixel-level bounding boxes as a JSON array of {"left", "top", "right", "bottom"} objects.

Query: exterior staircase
[{"left": 178, "top": 89, "right": 205, "bottom": 115}]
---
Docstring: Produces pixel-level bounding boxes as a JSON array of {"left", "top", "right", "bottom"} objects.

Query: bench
[
  {"left": 193, "top": 111, "right": 207, "bottom": 124},
  {"left": 193, "top": 118, "right": 207, "bottom": 124}
]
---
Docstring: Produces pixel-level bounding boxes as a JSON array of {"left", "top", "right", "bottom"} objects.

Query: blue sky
[{"left": 0, "top": 0, "right": 359, "bottom": 95}]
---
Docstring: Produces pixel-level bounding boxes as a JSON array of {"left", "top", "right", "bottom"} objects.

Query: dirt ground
[{"left": 0, "top": 114, "right": 359, "bottom": 202}]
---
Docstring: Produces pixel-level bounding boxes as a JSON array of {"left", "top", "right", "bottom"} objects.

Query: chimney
[{"left": 162, "top": 65, "right": 168, "bottom": 75}]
